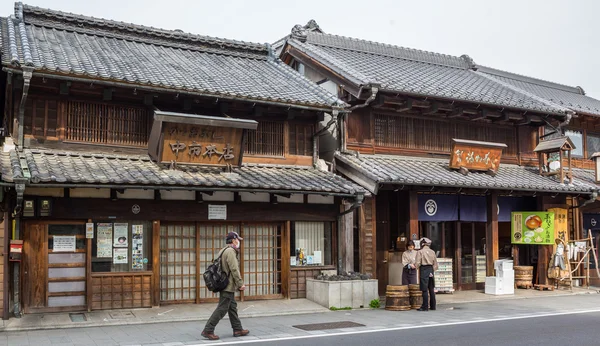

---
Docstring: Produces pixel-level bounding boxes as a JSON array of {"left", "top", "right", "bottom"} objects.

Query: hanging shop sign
[
  {"left": 418, "top": 194, "right": 459, "bottom": 221},
  {"left": 548, "top": 208, "right": 568, "bottom": 252},
  {"left": 449, "top": 139, "right": 507, "bottom": 174},
  {"left": 511, "top": 212, "right": 555, "bottom": 245},
  {"left": 208, "top": 204, "right": 227, "bottom": 220},
  {"left": 149, "top": 111, "right": 258, "bottom": 167}
]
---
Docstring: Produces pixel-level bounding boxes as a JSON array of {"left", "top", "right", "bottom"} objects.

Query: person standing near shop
[
  {"left": 415, "top": 237, "right": 438, "bottom": 311},
  {"left": 401, "top": 240, "right": 418, "bottom": 285},
  {"left": 201, "top": 231, "right": 250, "bottom": 340}
]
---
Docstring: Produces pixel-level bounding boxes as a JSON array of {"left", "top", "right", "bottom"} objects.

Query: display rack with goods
[
  {"left": 435, "top": 258, "right": 454, "bottom": 293},
  {"left": 476, "top": 255, "right": 486, "bottom": 283}
]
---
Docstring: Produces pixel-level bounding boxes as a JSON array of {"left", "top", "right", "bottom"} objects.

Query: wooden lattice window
[
  {"left": 198, "top": 224, "right": 236, "bottom": 300},
  {"left": 289, "top": 123, "right": 314, "bottom": 156},
  {"left": 64, "top": 101, "right": 149, "bottom": 146},
  {"left": 245, "top": 121, "right": 284, "bottom": 156},
  {"left": 374, "top": 114, "right": 518, "bottom": 156},
  {"left": 160, "top": 224, "right": 197, "bottom": 302},
  {"left": 242, "top": 223, "right": 282, "bottom": 299}
]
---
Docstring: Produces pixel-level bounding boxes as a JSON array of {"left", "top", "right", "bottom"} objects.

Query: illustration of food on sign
[{"left": 524, "top": 215, "right": 544, "bottom": 243}]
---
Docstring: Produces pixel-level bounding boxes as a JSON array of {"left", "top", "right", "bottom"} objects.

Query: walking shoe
[
  {"left": 416, "top": 308, "right": 428, "bottom": 311},
  {"left": 233, "top": 329, "right": 250, "bottom": 337},
  {"left": 201, "top": 330, "right": 220, "bottom": 340}
]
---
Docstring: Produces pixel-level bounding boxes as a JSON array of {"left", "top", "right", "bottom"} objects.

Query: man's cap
[
  {"left": 420, "top": 237, "right": 432, "bottom": 245},
  {"left": 226, "top": 231, "right": 243, "bottom": 241}
]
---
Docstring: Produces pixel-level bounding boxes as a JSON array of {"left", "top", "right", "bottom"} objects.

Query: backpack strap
[{"left": 216, "top": 246, "right": 232, "bottom": 278}]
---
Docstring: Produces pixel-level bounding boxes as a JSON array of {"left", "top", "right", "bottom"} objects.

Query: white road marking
[
  {"left": 189, "top": 308, "right": 600, "bottom": 345},
  {"left": 157, "top": 309, "right": 174, "bottom": 316}
]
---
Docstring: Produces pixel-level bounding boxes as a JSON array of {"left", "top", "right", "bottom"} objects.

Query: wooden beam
[
  {"left": 422, "top": 102, "right": 439, "bottom": 115},
  {"left": 446, "top": 107, "right": 464, "bottom": 118},
  {"left": 516, "top": 115, "right": 531, "bottom": 126},
  {"left": 152, "top": 220, "right": 160, "bottom": 307},
  {"left": 470, "top": 110, "right": 487, "bottom": 121},
  {"left": 486, "top": 192, "right": 499, "bottom": 276},
  {"left": 395, "top": 100, "right": 413, "bottom": 112}
]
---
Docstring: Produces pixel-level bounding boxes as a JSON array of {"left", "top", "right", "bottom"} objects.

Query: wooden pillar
[
  {"left": 86, "top": 219, "right": 92, "bottom": 312},
  {"left": 537, "top": 197, "right": 549, "bottom": 285},
  {"left": 409, "top": 191, "right": 419, "bottom": 241},
  {"left": 340, "top": 202, "right": 354, "bottom": 273},
  {"left": 152, "top": 220, "right": 160, "bottom": 307},
  {"left": 282, "top": 221, "right": 291, "bottom": 299},
  {"left": 486, "top": 192, "right": 499, "bottom": 276}
]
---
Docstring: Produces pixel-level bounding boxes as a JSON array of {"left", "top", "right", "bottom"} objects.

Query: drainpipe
[
  {"left": 12, "top": 178, "right": 26, "bottom": 318},
  {"left": 571, "top": 191, "right": 598, "bottom": 210},
  {"left": 337, "top": 193, "right": 365, "bottom": 273},
  {"left": 17, "top": 66, "right": 33, "bottom": 150},
  {"left": 312, "top": 109, "right": 341, "bottom": 168}
]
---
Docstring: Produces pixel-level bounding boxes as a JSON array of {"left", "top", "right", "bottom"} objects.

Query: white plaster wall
[
  {"left": 160, "top": 190, "right": 195, "bottom": 200},
  {"left": 117, "top": 189, "right": 154, "bottom": 200},
  {"left": 25, "top": 188, "right": 63, "bottom": 197},
  {"left": 240, "top": 192, "right": 270, "bottom": 202},
  {"left": 277, "top": 194, "right": 304, "bottom": 204},
  {"left": 307, "top": 195, "right": 334, "bottom": 204},
  {"left": 203, "top": 191, "right": 234, "bottom": 202},
  {"left": 70, "top": 188, "right": 111, "bottom": 198}
]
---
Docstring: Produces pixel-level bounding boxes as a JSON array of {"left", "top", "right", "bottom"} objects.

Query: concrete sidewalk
[{"left": 2, "top": 286, "right": 598, "bottom": 332}]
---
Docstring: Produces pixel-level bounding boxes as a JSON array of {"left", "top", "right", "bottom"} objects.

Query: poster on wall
[
  {"left": 97, "top": 223, "right": 113, "bottom": 258},
  {"left": 132, "top": 224, "right": 144, "bottom": 269},
  {"left": 53, "top": 236, "right": 76, "bottom": 252},
  {"left": 114, "top": 248, "right": 128, "bottom": 264},
  {"left": 113, "top": 223, "right": 129, "bottom": 247},
  {"left": 86, "top": 223, "right": 94, "bottom": 239},
  {"left": 511, "top": 212, "right": 555, "bottom": 245}
]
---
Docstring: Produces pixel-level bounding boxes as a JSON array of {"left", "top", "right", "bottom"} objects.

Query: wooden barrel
[
  {"left": 514, "top": 266, "right": 534, "bottom": 288},
  {"left": 408, "top": 284, "right": 422, "bottom": 309},
  {"left": 385, "top": 285, "right": 410, "bottom": 311}
]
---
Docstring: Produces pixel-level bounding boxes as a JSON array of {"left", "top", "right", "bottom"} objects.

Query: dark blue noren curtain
[
  {"left": 418, "top": 194, "right": 459, "bottom": 221},
  {"left": 498, "top": 197, "right": 536, "bottom": 222},
  {"left": 583, "top": 213, "right": 600, "bottom": 231},
  {"left": 459, "top": 195, "right": 487, "bottom": 222}
]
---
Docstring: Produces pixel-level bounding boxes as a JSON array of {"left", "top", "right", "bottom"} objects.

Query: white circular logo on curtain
[
  {"left": 592, "top": 218, "right": 597, "bottom": 227},
  {"left": 497, "top": 204, "right": 500, "bottom": 215},
  {"left": 425, "top": 199, "right": 438, "bottom": 216}
]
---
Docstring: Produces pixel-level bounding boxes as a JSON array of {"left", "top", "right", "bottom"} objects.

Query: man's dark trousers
[{"left": 204, "top": 291, "right": 243, "bottom": 332}]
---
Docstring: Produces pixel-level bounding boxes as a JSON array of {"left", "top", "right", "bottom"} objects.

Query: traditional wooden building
[
  {"left": 277, "top": 21, "right": 600, "bottom": 294},
  {"left": 0, "top": 4, "right": 365, "bottom": 317}
]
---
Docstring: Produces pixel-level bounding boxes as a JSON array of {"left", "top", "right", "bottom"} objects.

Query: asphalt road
[{"left": 265, "top": 312, "right": 600, "bottom": 346}]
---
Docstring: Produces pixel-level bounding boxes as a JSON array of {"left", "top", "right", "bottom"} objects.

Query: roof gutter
[
  {"left": 2, "top": 67, "right": 341, "bottom": 113},
  {"left": 376, "top": 181, "right": 594, "bottom": 196},
  {"left": 25, "top": 182, "right": 359, "bottom": 198},
  {"left": 17, "top": 66, "right": 33, "bottom": 150}
]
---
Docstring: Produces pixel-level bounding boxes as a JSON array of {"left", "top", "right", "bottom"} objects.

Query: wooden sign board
[
  {"left": 160, "top": 123, "right": 244, "bottom": 166},
  {"left": 449, "top": 139, "right": 507, "bottom": 173}
]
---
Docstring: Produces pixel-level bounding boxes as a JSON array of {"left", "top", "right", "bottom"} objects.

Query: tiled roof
[
  {"left": 6, "top": 149, "right": 364, "bottom": 196},
  {"left": 477, "top": 66, "right": 600, "bottom": 117},
  {"left": 0, "top": 150, "right": 22, "bottom": 183},
  {"left": 334, "top": 152, "right": 597, "bottom": 194},
  {"left": 0, "top": 3, "right": 345, "bottom": 110},
  {"left": 284, "top": 30, "right": 571, "bottom": 115}
]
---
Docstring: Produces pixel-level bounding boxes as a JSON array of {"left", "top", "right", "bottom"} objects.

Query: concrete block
[
  {"left": 340, "top": 282, "right": 352, "bottom": 308},
  {"left": 351, "top": 280, "right": 364, "bottom": 308},
  {"left": 328, "top": 281, "right": 341, "bottom": 309}
]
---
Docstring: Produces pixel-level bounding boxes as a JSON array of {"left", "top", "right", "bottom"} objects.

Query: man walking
[
  {"left": 415, "top": 237, "right": 438, "bottom": 311},
  {"left": 201, "top": 231, "right": 250, "bottom": 340}
]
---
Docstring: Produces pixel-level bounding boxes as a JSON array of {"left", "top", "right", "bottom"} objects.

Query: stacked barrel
[{"left": 385, "top": 285, "right": 422, "bottom": 311}]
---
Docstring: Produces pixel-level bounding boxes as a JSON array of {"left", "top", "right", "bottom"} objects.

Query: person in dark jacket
[
  {"left": 415, "top": 237, "right": 438, "bottom": 311},
  {"left": 201, "top": 231, "right": 250, "bottom": 340}
]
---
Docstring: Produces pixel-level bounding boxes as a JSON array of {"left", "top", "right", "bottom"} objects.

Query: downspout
[
  {"left": 341, "top": 86, "right": 379, "bottom": 153},
  {"left": 571, "top": 191, "right": 598, "bottom": 210},
  {"left": 17, "top": 66, "right": 33, "bottom": 150},
  {"left": 12, "top": 178, "right": 26, "bottom": 318},
  {"left": 312, "top": 109, "right": 340, "bottom": 168},
  {"left": 337, "top": 193, "right": 365, "bottom": 273}
]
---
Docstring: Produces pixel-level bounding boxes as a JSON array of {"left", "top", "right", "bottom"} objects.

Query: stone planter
[{"left": 306, "top": 278, "right": 378, "bottom": 309}]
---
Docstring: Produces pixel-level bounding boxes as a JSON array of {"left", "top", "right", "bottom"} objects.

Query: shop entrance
[
  {"left": 159, "top": 222, "right": 283, "bottom": 304},
  {"left": 23, "top": 222, "right": 87, "bottom": 313},
  {"left": 422, "top": 221, "right": 486, "bottom": 290}
]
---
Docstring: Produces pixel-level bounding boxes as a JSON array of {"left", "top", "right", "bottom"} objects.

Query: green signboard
[{"left": 511, "top": 212, "right": 555, "bottom": 245}]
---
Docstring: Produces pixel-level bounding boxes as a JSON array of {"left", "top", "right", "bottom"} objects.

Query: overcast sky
[{"left": 3, "top": 0, "right": 600, "bottom": 99}]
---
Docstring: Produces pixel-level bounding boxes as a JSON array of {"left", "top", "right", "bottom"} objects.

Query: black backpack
[{"left": 203, "top": 248, "right": 231, "bottom": 292}]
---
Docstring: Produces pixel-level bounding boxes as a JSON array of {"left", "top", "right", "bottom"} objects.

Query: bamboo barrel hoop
[
  {"left": 385, "top": 285, "right": 411, "bottom": 311},
  {"left": 514, "top": 265, "right": 534, "bottom": 288},
  {"left": 408, "top": 284, "right": 422, "bottom": 309}
]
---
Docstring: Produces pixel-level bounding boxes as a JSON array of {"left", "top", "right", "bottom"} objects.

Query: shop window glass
[
  {"left": 290, "top": 222, "right": 332, "bottom": 266},
  {"left": 91, "top": 221, "right": 152, "bottom": 272},
  {"left": 587, "top": 133, "right": 600, "bottom": 158}
]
